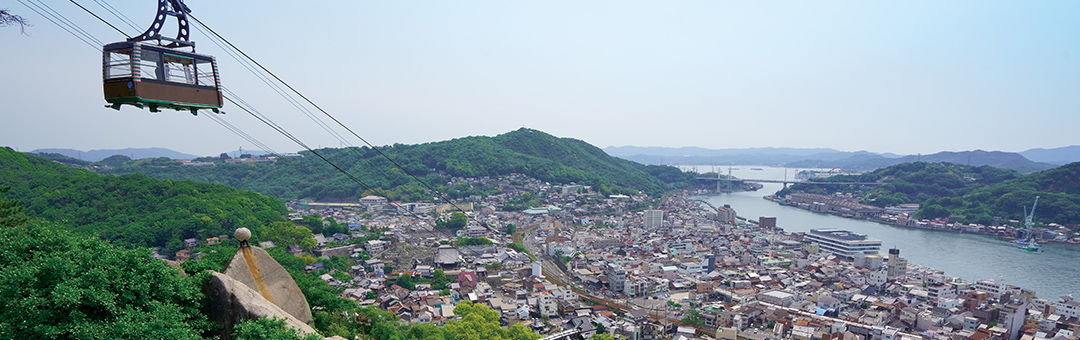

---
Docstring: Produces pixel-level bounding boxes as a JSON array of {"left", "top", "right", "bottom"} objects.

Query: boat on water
[{"left": 751, "top": 168, "right": 764, "bottom": 171}]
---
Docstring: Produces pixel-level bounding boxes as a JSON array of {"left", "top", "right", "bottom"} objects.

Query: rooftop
[{"left": 810, "top": 228, "right": 876, "bottom": 241}]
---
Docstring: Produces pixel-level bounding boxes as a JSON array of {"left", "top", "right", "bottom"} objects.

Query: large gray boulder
[
  {"left": 223, "top": 246, "right": 313, "bottom": 324},
  {"left": 207, "top": 271, "right": 318, "bottom": 338}
]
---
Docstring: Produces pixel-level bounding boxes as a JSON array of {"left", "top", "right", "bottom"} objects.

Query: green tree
[
  {"left": 406, "top": 323, "right": 447, "bottom": 340},
  {"left": 506, "top": 223, "right": 517, "bottom": 236},
  {"left": 592, "top": 333, "right": 616, "bottom": 340},
  {"left": 264, "top": 221, "right": 317, "bottom": 250},
  {"left": 917, "top": 204, "right": 951, "bottom": 220},
  {"left": 457, "top": 237, "right": 493, "bottom": 246},
  {"left": 508, "top": 242, "right": 529, "bottom": 254},
  {"left": 681, "top": 305, "right": 703, "bottom": 327},
  {"left": 437, "top": 212, "right": 468, "bottom": 229},
  {"left": 395, "top": 274, "right": 416, "bottom": 290},
  {"left": 433, "top": 269, "right": 454, "bottom": 290},
  {"left": 442, "top": 302, "right": 541, "bottom": 340},
  {"left": 232, "top": 317, "right": 322, "bottom": 340},
  {"left": 0, "top": 148, "right": 290, "bottom": 250},
  {"left": 0, "top": 186, "right": 27, "bottom": 228},
  {"left": 301, "top": 215, "right": 324, "bottom": 235},
  {"left": 0, "top": 221, "right": 210, "bottom": 339}
]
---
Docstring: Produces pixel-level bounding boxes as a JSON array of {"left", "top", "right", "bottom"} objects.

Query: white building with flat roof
[
  {"left": 804, "top": 228, "right": 881, "bottom": 259},
  {"left": 976, "top": 278, "right": 1006, "bottom": 297},
  {"left": 758, "top": 290, "right": 800, "bottom": 307}
]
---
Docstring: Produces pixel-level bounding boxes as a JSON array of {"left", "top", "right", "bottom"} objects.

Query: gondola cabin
[{"left": 103, "top": 41, "right": 222, "bottom": 114}]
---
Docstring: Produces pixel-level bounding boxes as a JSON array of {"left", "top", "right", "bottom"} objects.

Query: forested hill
[
  {"left": 97, "top": 128, "right": 699, "bottom": 200},
  {"left": 959, "top": 161, "right": 1080, "bottom": 224},
  {"left": 0, "top": 147, "right": 288, "bottom": 251},
  {"left": 782, "top": 161, "right": 1080, "bottom": 225}
]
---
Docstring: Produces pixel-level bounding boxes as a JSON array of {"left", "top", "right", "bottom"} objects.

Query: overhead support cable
[
  {"left": 91, "top": 0, "right": 140, "bottom": 33},
  {"left": 222, "top": 95, "right": 378, "bottom": 194},
  {"left": 188, "top": 13, "right": 478, "bottom": 220},
  {"left": 18, "top": 0, "right": 99, "bottom": 49},
  {"left": 32, "top": 0, "right": 104, "bottom": 45},
  {"left": 189, "top": 23, "right": 352, "bottom": 147},
  {"left": 203, "top": 113, "right": 279, "bottom": 156},
  {"left": 46, "top": 0, "right": 472, "bottom": 228},
  {"left": 66, "top": 0, "right": 127, "bottom": 38}
]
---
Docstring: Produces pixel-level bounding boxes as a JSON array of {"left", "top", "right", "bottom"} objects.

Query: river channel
[{"left": 687, "top": 165, "right": 1079, "bottom": 301}]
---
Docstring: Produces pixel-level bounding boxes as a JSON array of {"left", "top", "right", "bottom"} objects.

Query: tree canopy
[
  {"left": 437, "top": 212, "right": 468, "bottom": 229},
  {"left": 0, "top": 221, "right": 210, "bottom": 339},
  {"left": 0, "top": 147, "right": 293, "bottom": 252}
]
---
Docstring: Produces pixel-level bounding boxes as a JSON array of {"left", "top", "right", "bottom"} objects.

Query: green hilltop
[
  {"left": 98, "top": 128, "right": 700, "bottom": 201},
  {"left": 0, "top": 147, "right": 291, "bottom": 252},
  {"left": 782, "top": 161, "right": 1080, "bottom": 225},
  {"left": 0, "top": 147, "right": 544, "bottom": 340}
]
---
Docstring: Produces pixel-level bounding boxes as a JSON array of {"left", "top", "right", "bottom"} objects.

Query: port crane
[{"left": 1018, "top": 196, "right": 1041, "bottom": 251}]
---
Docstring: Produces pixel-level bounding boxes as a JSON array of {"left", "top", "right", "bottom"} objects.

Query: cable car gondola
[{"left": 102, "top": 0, "right": 221, "bottom": 114}]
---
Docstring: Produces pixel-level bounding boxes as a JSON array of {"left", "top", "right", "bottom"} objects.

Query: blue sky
[{"left": 3, "top": 1, "right": 1078, "bottom": 157}]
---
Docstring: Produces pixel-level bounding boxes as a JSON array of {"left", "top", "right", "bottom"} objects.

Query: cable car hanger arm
[{"left": 128, "top": 0, "right": 192, "bottom": 49}]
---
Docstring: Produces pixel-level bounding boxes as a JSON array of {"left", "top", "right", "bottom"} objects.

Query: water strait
[{"left": 690, "top": 165, "right": 1080, "bottom": 301}]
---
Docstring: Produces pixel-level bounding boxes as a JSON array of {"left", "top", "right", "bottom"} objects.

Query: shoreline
[{"left": 761, "top": 194, "right": 1080, "bottom": 247}]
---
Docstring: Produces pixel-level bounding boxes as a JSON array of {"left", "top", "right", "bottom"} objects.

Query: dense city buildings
[{"left": 272, "top": 173, "right": 1079, "bottom": 340}]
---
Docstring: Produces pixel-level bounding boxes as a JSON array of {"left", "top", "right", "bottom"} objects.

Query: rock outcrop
[
  {"left": 207, "top": 271, "right": 318, "bottom": 338},
  {"left": 222, "top": 246, "right": 313, "bottom": 324}
]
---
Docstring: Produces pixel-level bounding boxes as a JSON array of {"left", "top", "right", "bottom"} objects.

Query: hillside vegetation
[
  {"left": 781, "top": 161, "right": 1080, "bottom": 226},
  {"left": 0, "top": 147, "right": 295, "bottom": 252},
  {"left": 957, "top": 162, "right": 1080, "bottom": 224},
  {"left": 98, "top": 128, "right": 700, "bottom": 200},
  {"left": 1, "top": 148, "right": 537, "bottom": 339}
]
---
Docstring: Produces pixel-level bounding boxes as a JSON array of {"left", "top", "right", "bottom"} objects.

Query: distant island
[{"left": 603, "top": 145, "right": 1078, "bottom": 173}]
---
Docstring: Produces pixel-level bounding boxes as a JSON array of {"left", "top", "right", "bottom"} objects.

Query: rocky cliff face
[
  {"left": 207, "top": 271, "right": 317, "bottom": 338},
  {"left": 222, "top": 246, "right": 313, "bottom": 324}
]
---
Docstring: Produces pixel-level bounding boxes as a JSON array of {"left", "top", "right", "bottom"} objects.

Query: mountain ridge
[
  {"left": 31, "top": 147, "right": 200, "bottom": 162},
  {"left": 605, "top": 145, "right": 1056, "bottom": 174},
  {"left": 1020, "top": 145, "right": 1080, "bottom": 165},
  {"left": 94, "top": 128, "right": 701, "bottom": 200}
]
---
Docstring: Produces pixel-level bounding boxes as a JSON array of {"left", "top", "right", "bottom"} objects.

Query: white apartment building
[
  {"left": 548, "top": 241, "right": 576, "bottom": 257},
  {"left": 644, "top": 209, "right": 664, "bottom": 228},
  {"left": 678, "top": 261, "right": 704, "bottom": 275},
  {"left": 624, "top": 276, "right": 649, "bottom": 297},
  {"left": 716, "top": 206, "right": 737, "bottom": 224},
  {"left": 975, "top": 278, "right": 1006, "bottom": 297},
  {"left": 537, "top": 293, "right": 558, "bottom": 317},
  {"left": 928, "top": 283, "right": 957, "bottom": 300},
  {"left": 365, "top": 240, "right": 389, "bottom": 253},
  {"left": 551, "top": 287, "right": 578, "bottom": 301},
  {"left": 804, "top": 229, "right": 882, "bottom": 259},
  {"left": 607, "top": 263, "right": 627, "bottom": 293},
  {"left": 1055, "top": 295, "right": 1080, "bottom": 319},
  {"left": 868, "top": 270, "right": 888, "bottom": 286}
]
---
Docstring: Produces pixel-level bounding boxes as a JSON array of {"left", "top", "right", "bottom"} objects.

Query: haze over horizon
[{"left": 4, "top": 1, "right": 1078, "bottom": 157}]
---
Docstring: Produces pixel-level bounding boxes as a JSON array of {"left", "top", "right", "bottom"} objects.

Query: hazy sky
[{"left": 4, "top": 1, "right": 1078, "bottom": 157}]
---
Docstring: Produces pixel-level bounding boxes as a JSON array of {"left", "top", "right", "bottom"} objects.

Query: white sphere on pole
[{"left": 235, "top": 227, "right": 252, "bottom": 242}]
